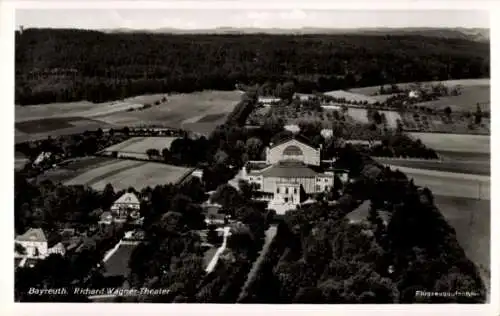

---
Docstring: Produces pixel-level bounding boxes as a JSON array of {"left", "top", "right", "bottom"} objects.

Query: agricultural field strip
[
  {"left": 386, "top": 165, "right": 490, "bottom": 200},
  {"left": 376, "top": 158, "right": 490, "bottom": 175},
  {"left": 101, "top": 137, "right": 149, "bottom": 152},
  {"left": 90, "top": 163, "right": 193, "bottom": 191},
  {"left": 102, "top": 137, "right": 179, "bottom": 153},
  {"left": 348, "top": 79, "right": 490, "bottom": 95},
  {"left": 409, "top": 132, "right": 490, "bottom": 153},
  {"left": 64, "top": 160, "right": 144, "bottom": 187}
]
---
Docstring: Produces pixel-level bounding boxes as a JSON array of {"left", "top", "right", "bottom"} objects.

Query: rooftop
[
  {"left": 16, "top": 228, "right": 47, "bottom": 243},
  {"left": 270, "top": 134, "right": 317, "bottom": 150},
  {"left": 114, "top": 192, "right": 140, "bottom": 205},
  {"left": 258, "top": 161, "right": 318, "bottom": 178}
]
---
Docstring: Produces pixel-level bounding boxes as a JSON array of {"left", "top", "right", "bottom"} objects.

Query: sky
[{"left": 15, "top": 9, "right": 489, "bottom": 30}]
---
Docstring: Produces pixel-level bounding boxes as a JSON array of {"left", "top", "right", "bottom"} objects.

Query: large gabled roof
[
  {"left": 270, "top": 134, "right": 317, "bottom": 150},
  {"left": 16, "top": 228, "right": 47, "bottom": 242},
  {"left": 258, "top": 161, "right": 319, "bottom": 178},
  {"left": 114, "top": 192, "right": 140, "bottom": 205}
]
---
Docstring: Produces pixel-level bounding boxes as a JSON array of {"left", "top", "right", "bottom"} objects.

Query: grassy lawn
[{"left": 37, "top": 156, "right": 118, "bottom": 184}]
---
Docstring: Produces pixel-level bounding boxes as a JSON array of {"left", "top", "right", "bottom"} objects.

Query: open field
[
  {"left": 64, "top": 159, "right": 192, "bottom": 191},
  {"left": 102, "top": 137, "right": 179, "bottom": 154},
  {"left": 38, "top": 156, "right": 192, "bottom": 190},
  {"left": 409, "top": 132, "right": 490, "bottom": 154},
  {"left": 15, "top": 94, "right": 169, "bottom": 123},
  {"left": 348, "top": 78, "right": 490, "bottom": 96},
  {"left": 376, "top": 157, "right": 490, "bottom": 176},
  {"left": 437, "top": 150, "right": 490, "bottom": 163},
  {"left": 387, "top": 165, "right": 490, "bottom": 200},
  {"left": 433, "top": 195, "right": 490, "bottom": 292},
  {"left": 323, "top": 90, "right": 379, "bottom": 104},
  {"left": 320, "top": 106, "right": 401, "bottom": 128},
  {"left": 95, "top": 90, "right": 242, "bottom": 133},
  {"left": 15, "top": 118, "right": 116, "bottom": 144},
  {"left": 414, "top": 85, "right": 490, "bottom": 111},
  {"left": 15, "top": 90, "right": 242, "bottom": 142},
  {"left": 37, "top": 156, "right": 126, "bottom": 184}
]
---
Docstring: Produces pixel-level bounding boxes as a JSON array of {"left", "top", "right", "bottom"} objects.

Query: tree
[
  {"left": 161, "top": 148, "right": 171, "bottom": 162},
  {"left": 245, "top": 138, "right": 264, "bottom": 160},
  {"left": 15, "top": 243, "right": 26, "bottom": 255},
  {"left": 146, "top": 148, "right": 160, "bottom": 160},
  {"left": 211, "top": 184, "right": 243, "bottom": 210},
  {"left": 475, "top": 103, "right": 483, "bottom": 125},
  {"left": 444, "top": 106, "right": 452, "bottom": 118}
]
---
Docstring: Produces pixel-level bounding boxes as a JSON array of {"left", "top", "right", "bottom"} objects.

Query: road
[
  {"left": 205, "top": 226, "right": 231, "bottom": 273},
  {"left": 238, "top": 225, "right": 277, "bottom": 301}
]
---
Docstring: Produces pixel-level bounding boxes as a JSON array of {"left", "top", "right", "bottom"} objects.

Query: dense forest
[{"left": 15, "top": 29, "right": 489, "bottom": 105}]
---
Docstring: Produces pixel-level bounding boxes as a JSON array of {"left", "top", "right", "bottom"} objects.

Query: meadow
[
  {"left": 386, "top": 165, "right": 490, "bottom": 200},
  {"left": 409, "top": 132, "right": 490, "bottom": 154},
  {"left": 101, "top": 137, "right": 179, "bottom": 154},
  {"left": 348, "top": 78, "right": 490, "bottom": 97},
  {"left": 95, "top": 90, "right": 242, "bottom": 134},
  {"left": 38, "top": 156, "right": 192, "bottom": 191},
  {"left": 15, "top": 90, "right": 243, "bottom": 142},
  {"left": 376, "top": 157, "right": 490, "bottom": 175}
]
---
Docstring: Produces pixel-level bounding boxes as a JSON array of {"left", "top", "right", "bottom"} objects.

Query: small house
[{"left": 111, "top": 192, "right": 141, "bottom": 220}]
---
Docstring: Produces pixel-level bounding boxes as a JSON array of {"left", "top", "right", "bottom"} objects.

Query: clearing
[{"left": 409, "top": 133, "right": 490, "bottom": 154}]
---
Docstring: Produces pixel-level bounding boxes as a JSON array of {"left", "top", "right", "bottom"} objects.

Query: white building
[
  {"left": 15, "top": 228, "right": 65, "bottom": 259},
  {"left": 241, "top": 136, "right": 346, "bottom": 214},
  {"left": 111, "top": 192, "right": 141, "bottom": 221}
]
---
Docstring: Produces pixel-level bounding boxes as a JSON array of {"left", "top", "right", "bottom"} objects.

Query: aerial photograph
[{"left": 13, "top": 8, "right": 490, "bottom": 304}]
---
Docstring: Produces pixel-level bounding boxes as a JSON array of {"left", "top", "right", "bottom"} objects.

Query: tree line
[{"left": 16, "top": 29, "right": 489, "bottom": 105}]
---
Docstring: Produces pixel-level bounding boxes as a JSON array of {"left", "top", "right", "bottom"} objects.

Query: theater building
[{"left": 241, "top": 136, "right": 347, "bottom": 213}]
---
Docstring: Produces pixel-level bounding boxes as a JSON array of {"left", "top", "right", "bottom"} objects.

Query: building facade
[
  {"left": 242, "top": 136, "right": 343, "bottom": 213},
  {"left": 111, "top": 192, "right": 141, "bottom": 221}
]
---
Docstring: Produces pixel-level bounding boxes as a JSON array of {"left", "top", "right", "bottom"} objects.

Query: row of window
[
  {"left": 277, "top": 187, "right": 299, "bottom": 194},
  {"left": 316, "top": 185, "right": 331, "bottom": 192},
  {"left": 316, "top": 178, "right": 331, "bottom": 183}
]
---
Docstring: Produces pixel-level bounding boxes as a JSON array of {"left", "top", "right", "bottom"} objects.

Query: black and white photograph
[{"left": 7, "top": 2, "right": 495, "bottom": 312}]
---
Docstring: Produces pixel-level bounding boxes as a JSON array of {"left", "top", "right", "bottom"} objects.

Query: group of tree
[
  {"left": 16, "top": 29, "right": 489, "bottom": 105},
  {"left": 239, "top": 146, "right": 486, "bottom": 303}
]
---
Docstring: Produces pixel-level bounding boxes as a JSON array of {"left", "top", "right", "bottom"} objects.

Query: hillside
[
  {"left": 15, "top": 28, "right": 489, "bottom": 105},
  {"left": 102, "top": 27, "right": 489, "bottom": 42}
]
